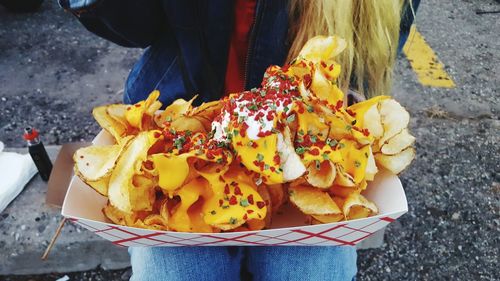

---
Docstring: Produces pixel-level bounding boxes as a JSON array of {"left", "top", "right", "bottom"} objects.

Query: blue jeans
[{"left": 129, "top": 246, "right": 357, "bottom": 281}]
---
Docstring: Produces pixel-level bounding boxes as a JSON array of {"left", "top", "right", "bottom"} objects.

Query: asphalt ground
[{"left": 0, "top": 0, "right": 498, "bottom": 280}]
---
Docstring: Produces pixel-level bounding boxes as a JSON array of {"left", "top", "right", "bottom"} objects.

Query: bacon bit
[
  {"left": 243, "top": 214, "right": 248, "bottom": 220},
  {"left": 229, "top": 196, "right": 237, "bottom": 205},
  {"left": 335, "top": 100, "right": 343, "bottom": 110},
  {"left": 363, "top": 128, "right": 370, "bottom": 136},
  {"left": 273, "top": 154, "right": 281, "bottom": 165},
  {"left": 218, "top": 199, "right": 224, "bottom": 207},
  {"left": 224, "top": 185, "right": 230, "bottom": 194},
  {"left": 320, "top": 61, "right": 327, "bottom": 68},
  {"left": 134, "top": 104, "right": 141, "bottom": 108},
  {"left": 309, "top": 148, "right": 320, "bottom": 156},
  {"left": 251, "top": 141, "right": 259, "bottom": 148},
  {"left": 126, "top": 107, "right": 131, "bottom": 111},
  {"left": 346, "top": 109, "right": 356, "bottom": 116},
  {"left": 240, "top": 122, "right": 249, "bottom": 137},
  {"left": 234, "top": 186, "right": 242, "bottom": 196},
  {"left": 303, "top": 74, "right": 312, "bottom": 88},
  {"left": 256, "top": 201, "right": 266, "bottom": 209},
  {"left": 215, "top": 168, "right": 221, "bottom": 173},
  {"left": 236, "top": 141, "right": 243, "bottom": 146},
  {"left": 247, "top": 194, "right": 254, "bottom": 204},
  {"left": 247, "top": 210, "right": 254, "bottom": 214},
  {"left": 143, "top": 160, "right": 154, "bottom": 170},
  {"left": 153, "top": 132, "right": 162, "bottom": 138},
  {"left": 270, "top": 166, "right": 276, "bottom": 172},
  {"left": 329, "top": 64, "right": 334, "bottom": 71}
]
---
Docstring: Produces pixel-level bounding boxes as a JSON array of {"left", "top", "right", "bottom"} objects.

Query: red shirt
[{"left": 224, "top": 0, "right": 257, "bottom": 95}]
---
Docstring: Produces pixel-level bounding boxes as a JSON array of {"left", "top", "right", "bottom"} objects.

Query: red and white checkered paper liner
[
  {"left": 61, "top": 131, "right": 408, "bottom": 247},
  {"left": 67, "top": 213, "right": 403, "bottom": 247}
]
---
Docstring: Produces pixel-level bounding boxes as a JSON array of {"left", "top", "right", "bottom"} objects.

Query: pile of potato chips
[{"left": 74, "top": 36, "right": 415, "bottom": 233}]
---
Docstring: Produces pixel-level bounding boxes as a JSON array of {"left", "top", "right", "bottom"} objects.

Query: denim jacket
[{"left": 60, "top": 0, "right": 419, "bottom": 106}]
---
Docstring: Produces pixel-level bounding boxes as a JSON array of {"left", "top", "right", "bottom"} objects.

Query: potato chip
[
  {"left": 92, "top": 105, "right": 127, "bottom": 142},
  {"left": 190, "top": 100, "right": 222, "bottom": 121},
  {"left": 311, "top": 213, "right": 344, "bottom": 224},
  {"left": 106, "top": 104, "right": 129, "bottom": 128},
  {"left": 378, "top": 99, "right": 410, "bottom": 146},
  {"left": 74, "top": 144, "right": 122, "bottom": 182},
  {"left": 343, "top": 193, "right": 378, "bottom": 220},
  {"left": 84, "top": 177, "right": 110, "bottom": 197},
  {"left": 380, "top": 129, "right": 416, "bottom": 155},
  {"left": 126, "top": 90, "right": 161, "bottom": 130},
  {"left": 155, "top": 95, "right": 197, "bottom": 127},
  {"left": 306, "top": 160, "right": 336, "bottom": 189},
  {"left": 108, "top": 131, "right": 160, "bottom": 213},
  {"left": 298, "top": 35, "right": 347, "bottom": 62},
  {"left": 374, "top": 147, "right": 416, "bottom": 174},
  {"left": 170, "top": 116, "right": 207, "bottom": 133},
  {"left": 364, "top": 147, "right": 378, "bottom": 181},
  {"left": 288, "top": 185, "right": 342, "bottom": 216},
  {"left": 257, "top": 185, "right": 272, "bottom": 227},
  {"left": 267, "top": 184, "right": 286, "bottom": 212}
]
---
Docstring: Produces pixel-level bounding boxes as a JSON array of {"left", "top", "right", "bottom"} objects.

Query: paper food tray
[{"left": 62, "top": 131, "right": 408, "bottom": 247}]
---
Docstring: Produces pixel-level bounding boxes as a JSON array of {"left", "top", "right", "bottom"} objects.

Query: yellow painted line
[{"left": 403, "top": 25, "right": 455, "bottom": 88}]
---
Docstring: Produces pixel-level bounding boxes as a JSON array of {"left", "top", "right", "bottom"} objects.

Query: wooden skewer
[{"left": 41, "top": 217, "right": 67, "bottom": 260}]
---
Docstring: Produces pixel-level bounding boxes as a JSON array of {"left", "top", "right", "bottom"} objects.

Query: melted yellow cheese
[
  {"left": 337, "top": 140, "right": 370, "bottom": 184},
  {"left": 232, "top": 134, "right": 283, "bottom": 184},
  {"left": 152, "top": 153, "right": 190, "bottom": 192}
]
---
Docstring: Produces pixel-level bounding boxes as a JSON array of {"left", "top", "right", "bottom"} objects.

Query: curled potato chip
[
  {"left": 108, "top": 131, "right": 160, "bottom": 213},
  {"left": 343, "top": 193, "right": 378, "bottom": 220},
  {"left": 155, "top": 96, "right": 197, "bottom": 127},
  {"left": 375, "top": 147, "right": 416, "bottom": 174},
  {"left": 364, "top": 147, "right": 378, "bottom": 181},
  {"left": 311, "top": 213, "right": 344, "bottom": 224},
  {"left": 84, "top": 177, "right": 110, "bottom": 197},
  {"left": 93, "top": 105, "right": 127, "bottom": 142},
  {"left": 298, "top": 35, "right": 347, "bottom": 62},
  {"left": 378, "top": 99, "right": 410, "bottom": 146},
  {"left": 329, "top": 185, "right": 361, "bottom": 198},
  {"left": 106, "top": 104, "right": 129, "bottom": 128},
  {"left": 103, "top": 202, "right": 149, "bottom": 226},
  {"left": 288, "top": 185, "right": 342, "bottom": 216},
  {"left": 309, "top": 69, "right": 344, "bottom": 103},
  {"left": 126, "top": 90, "right": 161, "bottom": 130},
  {"left": 306, "top": 160, "right": 336, "bottom": 189},
  {"left": 74, "top": 143, "right": 123, "bottom": 182},
  {"left": 380, "top": 129, "right": 416, "bottom": 155},
  {"left": 190, "top": 100, "right": 222, "bottom": 121},
  {"left": 170, "top": 116, "right": 207, "bottom": 133},
  {"left": 267, "top": 184, "right": 286, "bottom": 212},
  {"left": 257, "top": 185, "right": 272, "bottom": 227}
]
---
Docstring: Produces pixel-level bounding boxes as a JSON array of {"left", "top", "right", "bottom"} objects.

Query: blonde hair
[{"left": 288, "top": 0, "right": 405, "bottom": 98}]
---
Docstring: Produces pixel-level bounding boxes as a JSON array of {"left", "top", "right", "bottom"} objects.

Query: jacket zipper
[{"left": 243, "top": 0, "right": 264, "bottom": 89}]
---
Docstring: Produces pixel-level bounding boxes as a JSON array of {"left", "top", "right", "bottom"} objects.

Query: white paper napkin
[{"left": 0, "top": 141, "right": 37, "bottom": 213}]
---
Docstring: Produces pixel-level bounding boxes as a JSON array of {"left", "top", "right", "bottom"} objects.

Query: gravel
[{"left": 1, "top": 0, "right": 499, "bottom": 280}]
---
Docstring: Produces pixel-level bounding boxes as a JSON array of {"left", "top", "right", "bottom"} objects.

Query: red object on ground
[
  {"left": 23, "top": 128, "right": 39, "bottom": 141},
  {"left": 224, "top": 0, "right": 257, "bottom": 95}
]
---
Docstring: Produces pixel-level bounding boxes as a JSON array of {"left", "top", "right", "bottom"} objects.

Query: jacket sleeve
[{"left": 59, "top": 0, "right": 165, "bottom": 48}]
